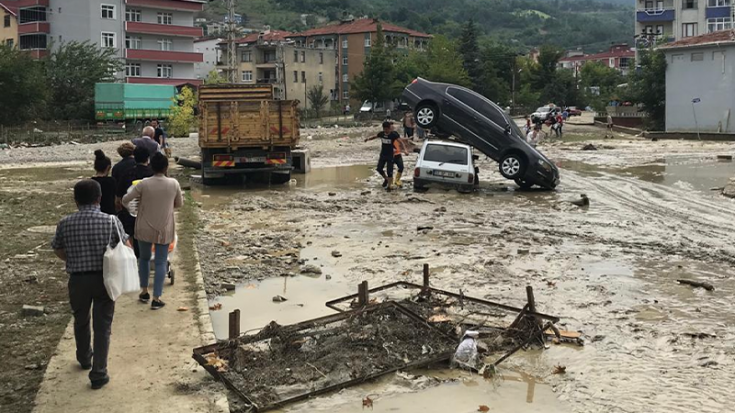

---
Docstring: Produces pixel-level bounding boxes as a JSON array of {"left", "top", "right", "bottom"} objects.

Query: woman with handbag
[{"left": 122, "top": 153, "right": 183, "bottom": 310}]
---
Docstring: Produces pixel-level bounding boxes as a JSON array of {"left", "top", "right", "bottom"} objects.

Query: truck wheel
[
  {"left": 499, "top": 153, "right": 526, "bottom": 180},
  {"left": 415, "top": 103, "right": 438, "bottom": 129},
  {"left": 270, "top": 171, "right": 292, "bottom": 185}
]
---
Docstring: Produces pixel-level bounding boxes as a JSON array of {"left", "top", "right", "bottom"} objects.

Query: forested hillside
[{"left": 203, "top": 0, "right": 634, "bottom": 52}]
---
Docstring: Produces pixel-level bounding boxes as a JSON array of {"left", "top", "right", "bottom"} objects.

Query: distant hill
[{"left": 203, "top": 0, "right": 634, "bottom": 53}]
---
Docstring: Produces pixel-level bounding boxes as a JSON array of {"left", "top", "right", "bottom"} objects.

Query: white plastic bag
[
  {"left": 103, "top": 216, "right": 139, "bottom": 301},
  {"left": 453, "top": 330, "right": 479, "bottom": 369}
]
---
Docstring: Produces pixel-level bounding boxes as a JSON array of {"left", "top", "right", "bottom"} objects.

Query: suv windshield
[{"left": 424, "top": 144, "right": 468, "bottom": 165}]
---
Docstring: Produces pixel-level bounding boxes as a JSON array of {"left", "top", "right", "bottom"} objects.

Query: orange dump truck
[{"left": 198, "top": 84, "right": 300, "bottom": 184}]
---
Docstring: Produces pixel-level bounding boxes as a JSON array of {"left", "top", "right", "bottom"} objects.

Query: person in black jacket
[
  {"left": 116, "top": 146, "right": 154, "bottom": 258},
  {"left": 91, "top": 150, "right": 116, "bottom": 215}
]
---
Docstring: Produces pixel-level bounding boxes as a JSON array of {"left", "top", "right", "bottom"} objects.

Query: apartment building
[
  {"left": 558, "top": 44, "right": 636, "bottom": 76},
  {"left": 0, "top": 0, "right": 205, "bottom": 85},
  {"left": 0, "top": 2, "right": 18, "bottom": 48},
  {"left": 220, "top": 30, "right": 337, "bottom": 110},
  {"left": 289, "top": 18, "right": 431, "bottom": 105},
  {"left": 636, "top": 0, "right": 734, "bottom": 46},
  {"left": 194, "top": 37, "right": 222, "bottom": 80}
]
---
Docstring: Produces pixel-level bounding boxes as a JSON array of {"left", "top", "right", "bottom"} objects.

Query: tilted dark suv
[{"left": 402, "top": 78, "right": 559, "bottom": 189}]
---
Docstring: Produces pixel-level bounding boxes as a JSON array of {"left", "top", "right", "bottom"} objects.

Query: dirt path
[{"left": 32, "top": 202, "right": 227, "bottom": 413}]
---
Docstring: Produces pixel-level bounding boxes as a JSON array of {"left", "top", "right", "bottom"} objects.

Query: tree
[
  {"left": 477, "top": 42, "right": 516, "bottom": 105},
  {"left": 45, "top": 41, "right": 122, "bottom": 120},
  {"left": 628, "top": 50, "right": 666, "bottom": 130},
  {"left": 458, "top": 19, "right": 482, "bottom": 90},
  {"left": 0, "top": 45, "right": 47, "bottom": 125},
  {"left": 168, "top": 86, "right": 197, "bottom": 137},
  {"left": 531, "top": 44, "right": 564, "bottom": 92},
  {"left": 541, "top": 68, "right": 578, "bottom": 107},
  {"left": 306, "top": 85, "right": 329, "bottom": 118},
  {"left": 350, "top": 24, "right": 396, "bottom": 106},
  {"left": 423, "top": 35, "right": 470, "bottom": 87},
  {"left": 204, "top": 69, "right": 226, "bottom": 85},
  {"left": 579, "top": 61, "right": 624, "bottom": 111}
]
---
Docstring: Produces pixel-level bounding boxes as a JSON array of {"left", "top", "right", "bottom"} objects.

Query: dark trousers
[
  {"left": 68, "top": 274, "right": 115, "bottom": 382},
  {"left": 404, "top": 127, "right": 414, "bottom": 138},
  {"left": 394, "top": 155, "right": 404, "bottom": 173},
  {"left": 377, "top": 156, "right": 394, "bottom": 178}
]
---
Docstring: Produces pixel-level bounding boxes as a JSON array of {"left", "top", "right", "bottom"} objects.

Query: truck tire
[
  {"left": 499, "top": 153, "right": 526, "bottom": 180},
  {"left": 269, "top": 171, "right": 292, "bottom": 185},
  {"left": 415, "top": 103, "right": 439, "bottom": 129}
]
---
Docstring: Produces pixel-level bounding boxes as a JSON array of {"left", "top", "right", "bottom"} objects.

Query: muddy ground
[{"left": 2, "top": 121, "right": 735, "bottom": 413}]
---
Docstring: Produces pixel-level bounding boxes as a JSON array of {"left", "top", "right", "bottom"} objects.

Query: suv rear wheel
[
  {"left": 415, "top": 103, "right": 438, "bottom": 129},
  {"left": 499, "top": 153, "right": 526, "bottom": 180}
]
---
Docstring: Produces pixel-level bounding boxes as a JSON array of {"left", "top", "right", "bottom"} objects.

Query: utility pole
[{"left": 226, "top": 0, "right": 237, "bottom": 83}]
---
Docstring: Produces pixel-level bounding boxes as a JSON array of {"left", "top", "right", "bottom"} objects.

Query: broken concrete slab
[{"left": 22, "top": 305, "right": 45, "bottom": 317}]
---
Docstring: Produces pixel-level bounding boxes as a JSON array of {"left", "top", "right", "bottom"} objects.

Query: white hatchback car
[{"left": 413, "top": 140, "right": 478, "bottom": 192}]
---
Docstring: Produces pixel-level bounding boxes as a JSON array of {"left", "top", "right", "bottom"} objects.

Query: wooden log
[
  {"left": 677, "top": 279, "right": 715, "bottom": 291},
  {"left": 229, "top": 309, "right": 241, "bottom": 340},
  {"left": 357, "top": 281, "right": 369, "bottom": 306}
]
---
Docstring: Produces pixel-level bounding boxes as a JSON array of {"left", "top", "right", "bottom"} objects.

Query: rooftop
[
  {"left": 0, "top": 0, "right": 17, "bottom": 16},
  {"left": 559, "top": 44, "right": 635, "bottom": 63},
  {"left": 659, "top": 30, "right": 735, "bottom": 49},
  {"left": 291, "top": 18, "right": 431, "bottom": 38},
  {"left": 232, "top": 30, "right": 294, "bottom": 45}
]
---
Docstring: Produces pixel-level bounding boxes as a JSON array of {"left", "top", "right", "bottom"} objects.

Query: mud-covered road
[{"left": 196, "top": 124, "right": 735, "bottom": 413}]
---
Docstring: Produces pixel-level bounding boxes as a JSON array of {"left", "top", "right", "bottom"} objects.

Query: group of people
[
  {"left": 366, "top": 111, "right": 422, "bottom": 189},
  {"left": 51, "top": 120, "right": 182, "bottom": 390},
  {"left": 524, "top": 108, "right": 570, "bottom": 147}
]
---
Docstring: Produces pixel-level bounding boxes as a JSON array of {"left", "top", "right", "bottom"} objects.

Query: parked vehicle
[
  {"left": 566, "top": 106, "right": 582, "bottom": 116},
  {"left": 413, "top": 140, "right": 478, "bottom": 193},
  {"left": 359, "top": 100, "right": 386, "bottom": 114},
  {"left": 95, "top": 83, "right": 176, "bottom": 122},
  {"left": 198, "top": 84, "right": 299, "bottom": 185},
  {"left": 531, "top": 106, "right": 554, "bottom": 123},
  {"left": 402, "top": 78, "right": 559, "bottom": 189}
]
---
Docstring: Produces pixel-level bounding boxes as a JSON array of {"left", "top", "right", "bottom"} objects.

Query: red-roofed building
[
  {"left": 218, "top": 29, "right": 338, "bottom": 109},
  {"left": 558, "top": 44, "right": 636, "bottom": 76},
  {"left": 0, "top": 1, "right": 18, "bottom": 48},
  {"left": 289, "top": 17, "right": 432, "bottom": 104}
]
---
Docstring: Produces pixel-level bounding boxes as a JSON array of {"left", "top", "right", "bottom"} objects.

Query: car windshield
[
  {"left": 424, "top": 144, "right": 468, "bottom": 165},
  {"left": 537, "top": 106, "right": 550, "bottom": 112}
]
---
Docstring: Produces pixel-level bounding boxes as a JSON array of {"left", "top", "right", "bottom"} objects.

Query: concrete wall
[
  {"left": 51, "top": 0, "right": 124, "bottom": 57},
  {"left": 665, "top": 45, "right": 735, "bottom": 133},
  {"left": 194, "top": 38, "right": 221, "bottom": 80},
  {"left": 0, "top": 7, "right": 18, "bottom": 47}
]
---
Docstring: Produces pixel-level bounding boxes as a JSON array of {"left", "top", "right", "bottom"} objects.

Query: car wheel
[
  {"left": 499, "top": 154, "right": 526, "bottom": 180},
  {"left": 415, "top": 103, "right": 438, "bottom": 129},
  {"left": 514, "top": 178, "right": 534, "bottom": 189}
]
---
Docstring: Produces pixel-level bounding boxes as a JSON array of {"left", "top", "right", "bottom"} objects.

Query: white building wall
[
  {"left": 665, "top": 44, "right": 735, "bottom": 133},
  {"left": 194, "top": 38, "right": 222, "bottom": 80}
]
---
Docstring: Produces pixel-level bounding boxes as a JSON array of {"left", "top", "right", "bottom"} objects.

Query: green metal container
[{"left": 95, "top": 83, "right": 177, "bottom": 121}]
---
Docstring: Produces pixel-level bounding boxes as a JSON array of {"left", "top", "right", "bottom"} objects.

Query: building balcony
[
  {"left": 18, "top": 22, "right": 49, "bottom": 35},
  {"left": 15, "top": 0, "right": 49, "bottom": 7},
  {"left": 125, "top": 21, "right": 203, "bottom": 38},
  {"left": 255, "top": 60, "right": 278, "bottom": 67},
  {"left": 126, "top": 77, "right": 203, "bottom": 86},
  {"left": 256, "top": 78, "right": 278, "bottom": 84},
  {"left": 124, "top": 0, "right": 205, "bottom": 12},
  {"left": 126, "top": 49, "right": 203, "bottom": 63},
  {"left": 705, "top": 6, "right": 731, "bottom": 18},
  {"left": 636, "top": 9, "right": 676, "bottom": 22}
]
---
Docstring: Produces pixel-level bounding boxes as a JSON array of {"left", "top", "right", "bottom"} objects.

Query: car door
[
  {"left": 445, "top": 87, "right": 503, "bottom": 157},
  {"left": 474, "top": 97, "right": 515, "bottom": 150},
  {"left": 444, "top": 87, "right": 485, "bottom": 139}
]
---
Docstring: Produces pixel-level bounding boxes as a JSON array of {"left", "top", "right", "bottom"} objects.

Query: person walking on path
[
  {"left": 116, "top": 146, "right": 154, "bottom": 258},
  {"left": 132, "top": 126, "right": 161, "bottom": 157},
  {"left": 111, "top": 142, "right": 136, "bottom": 186},
  {"left": 52, "top": 180, "right": 128, "bottom": 390},
  {"left": 606, "top": 113, "right": 615, "bottom": 137},
  {"left": 365, "top": 121, "right": 400, "bottom": 190},
  {"left": 91, "top": 150, "right": 117, "bottom": 215},
  {"left": 402, "top": 111, "right": 416, "bottom": 138},
  {"left": 122, "top": 153, "right": 183, "bottom": 310},
  {"left": 150, "top": 120, "right": 171, "bottom": 158}
]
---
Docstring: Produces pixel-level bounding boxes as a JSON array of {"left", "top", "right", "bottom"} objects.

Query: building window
[
  {"left": 364, "top": 36, "right": 371, "bottom": 47},
  {"left": 125, "top": 35, "right": 141, "bottom": 49},
  {"left": 101, "top": 32, "right": 116, "bottom": 48},
  {"left": 263, "top": 50, "right": 276, "bottom": 63},
  {"left": 319, "top": 52, "right": 324, "bottom": 64},
  {"left": 342, "top": 56, "right": 348, "bottom": 65},
  {"left": 293, "top": 71, "right": 298, "bottom": 83},
  {"left": 125, "top": 8, "right": 141, "bottom": 22},
  {"left": 683, "top": 0, "right": 697, "bottom": 8},
  {"left": 157, "top": 64, "right": 173, "bottom": 78},
  {"left": 707, "top": 17, "right": 733, "bottom": 32},
  {"left": 125, "top": 63, "right": 141, "bottom": 77},
  {"left": 301, "top": 71, "right": 306, "bottom": 83},
  {"left": 683, "top": 23, "right": 697, "bottom": 37},
  {"left": 300, "top": 51, "right": 305, "bottom": 63},
  {"left": 4, "top": 15, "right": 10, "bottom": 27},
  {"left": 707, "top": 0, "right": 730, "bottom": 6},
  {"left": 6, "top": 39, "right": 13, "bottom": 48},
  {"left": 343, "top": 90, "right": 349, "bottom": 99},
  {"left": 342, "top": 73, "right": 348, "bottom": 83},
  {"left": 342, "top": 39, "right": 348, "bottom": 48},
  {"left": 101, "top": 4, "right": 115, "bottom": 19},
  {"left": 644, "top": 25, "right": 653, "bottom": 34},
  {"left": 318, "top": 72, "right": 323, "bottom": 83},
  {"left": 157, "top": 12, "right": 173, "bottom": 25},
  {"left": 294, "top": 50, "right": 298, "bottom": 62},
  {"left": 671, "top": 53, "right": 684, "bottom": 63},
  {"left": 158, "top": 38, "right": 172, "bottom": 51},
  {"left": 241, "top": 51, "right": 252, "bottom": 62},
  {"left": 609, "top": 58, "right": 615, "bottom": 67},
  {"left": 242, "top": 70, "right": 253, "bottom": 82},
  {"left": 691, "top": 52, "right": 704, "bottom": 61},
  {"left": 656, "top": 25, "right": 664, "bottom": 34}
]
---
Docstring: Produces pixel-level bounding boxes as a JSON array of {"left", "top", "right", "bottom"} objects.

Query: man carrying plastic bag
[{"left": 52, "top": 179, "right": 133, "bottom": 390}]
